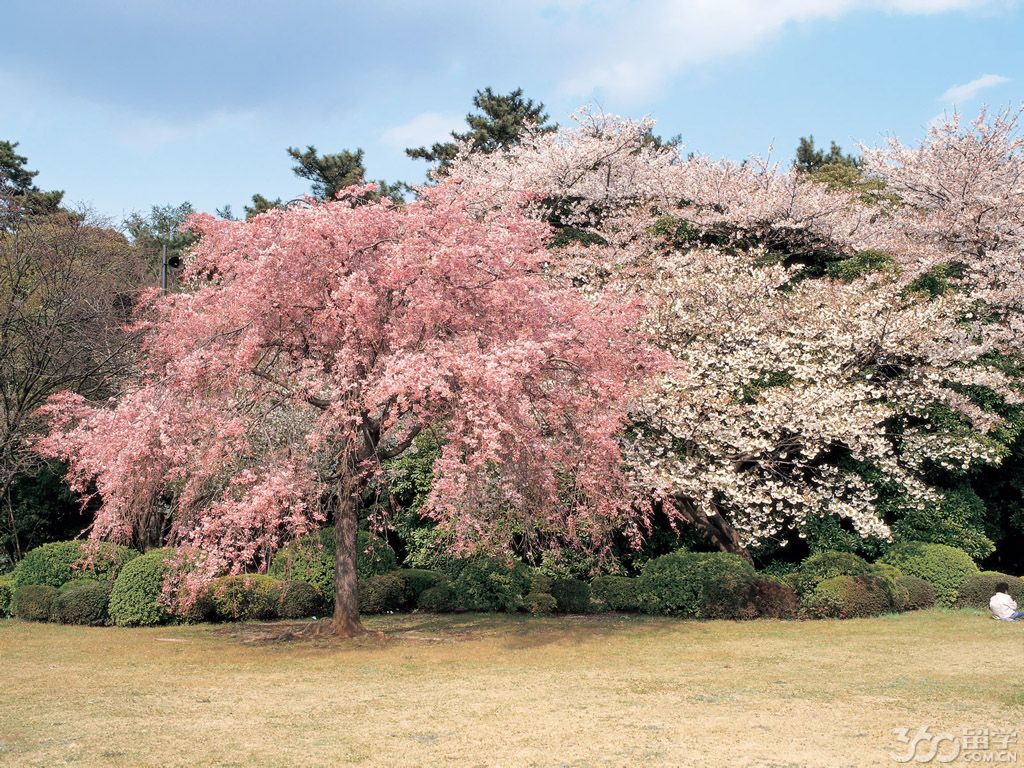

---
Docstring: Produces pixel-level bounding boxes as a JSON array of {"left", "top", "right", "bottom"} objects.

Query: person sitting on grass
[{"left": 990, "top": 583, "right": 1024, "bottom": 621}]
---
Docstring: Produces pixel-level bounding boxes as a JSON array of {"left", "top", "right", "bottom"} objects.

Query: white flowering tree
[{"left": 446, "top": 108, "right": 1024, "bottom": 559}]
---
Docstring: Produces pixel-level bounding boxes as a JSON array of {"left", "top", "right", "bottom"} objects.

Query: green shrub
[
  {"left": 529, "top": 571, "right": 554, "bottom": 595},
  {"left": 417, "top": 582, "right": 455, "bottom": 612},
  {"left": 278, "top": 580, "right": 321, "bottom": 619},
  {"left": 210, "top": 574, "right": 283, "bottom": 622},
  {"left": 898, "top": 576, "right": 936, "bottom": 611},
  {"left": 108, "top": 549, "right": 173, "bottom": 627},
  {"left": 550, "top": 578, "right": 591, "bottom": 613},
  {"left": 956, "top": 571, "right": 1024, "bottom": 610},
  {"left": 591, "top": 575, "right": 640, "bottom": 612},
  {"left": 780, "top": 572, "right": 801, "bottom": 593},
  {"left": 748, "top": 576, "right": 799, "bottom": 619},
  {"left": 0, "top": 574, "right": 12, "bottom": 618},
  {"left": 401, "top": 569, "right": 446, "bottom": 600},
  {"left": 268, "top": 528, "right": 397, "bottom": 607},
  {"left": 802, "top": 575, "right": 896, "bottom": 619},
  {"left": 12, "top": 584, "right": 58, "bottom": 621},
  {"left": 525, "top": 591, "right": 557, "bottom": 614},
  {"left": 11, "top": 540, "right": 139, "bottom": 590},
  {"left": 891, "top": 485, "right": 995, "bottom": 560},
  {"left": 881, "top": 541, "right": 978, "bottom": 607},
  {"left": 450, "top": 558, "right": 530, "bottom": 613},
  {"left": 359, "top": 572, "right": 409, "bottom": 614},
  {"left": 53, "top": 582, "right": 110, "bottom": 626},
  {"left": 795, "top": 550, "right": 873, "bottom": 596},
  {"left": 636, "top": 550, "right": 756, "bottom": 617},
  {"left": 59, "top": 576, "right": 106, "bottom": 593}
]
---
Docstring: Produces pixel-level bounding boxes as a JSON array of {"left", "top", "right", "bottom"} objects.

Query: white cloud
[
  {"left": 940, "top": 73, "right": 1011, "bottom": 104},
  {"left": 380, "top": 112, "right": 463, "bottom": 151},
  {"left": 552, "top": 0, "right": 1005, "bottom": 103}
]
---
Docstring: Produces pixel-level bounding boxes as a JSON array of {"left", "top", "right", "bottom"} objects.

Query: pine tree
[
  {"left": 407, "top": 87, "right": 556, "bottom": 176},
  {"left": 0, "top": 140, "right": 64, "bottom": 216}
]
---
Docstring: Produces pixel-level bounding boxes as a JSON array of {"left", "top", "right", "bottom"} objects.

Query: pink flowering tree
[{"left": 37, "top": 184, "right": 656, "bottom": 636}]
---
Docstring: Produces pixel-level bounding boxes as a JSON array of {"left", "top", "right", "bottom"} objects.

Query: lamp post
[{"left": 160, "top": 243, "right": 182, "bottom": 294}]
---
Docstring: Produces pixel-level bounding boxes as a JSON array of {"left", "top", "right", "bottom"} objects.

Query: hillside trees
[{"left": 0, "top": 201, "right": 144, "bottom": 564}]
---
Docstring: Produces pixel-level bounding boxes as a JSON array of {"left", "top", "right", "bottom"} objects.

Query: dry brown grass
[{"left": 1, "top": 610, "right": 1021, "bottom": 767}]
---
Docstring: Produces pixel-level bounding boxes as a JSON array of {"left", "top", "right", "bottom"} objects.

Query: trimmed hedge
[
  {"left": 550, "top": 578, "right": 590, "bottom": 613},
  {"left": 591, "top": 575, "right": 640, "bottom": 612},
  {"left": 210, "top": 574, "right": 283, "bottom": 621},
  {"left": 801, "top": 575, "right": 895, "bottom": 619},
  {"left": 417, "top": 582, "right": 455, "bottom": 612},
  {"left": 748, "top": 576, "right": 799, "bottom": 619},
  {"left": 53, "top": 582, "right": 110, "bottom": 626},
  {"left": 359, "top": 572, "right": 409, "bottom": 614},
  {"left": 0, "top": 574, "right": 11, "bottom": 618},
  {"left": 898, "top": 576, "right": 935, "bottom": 611},
  {"left": 401, "top": 569, "right": 446, "bottom": 601},
  {"left": 881, "top": 541, "right": 978, "bottom": 607},
  {"left": 278, "top": 580, "right": 321, "bottom": 619},
  {"left": 637, "top": 550, "right": 755, "bottom": 618},
  {"left": 525, "top": 591, "right": 557, "bottom": 614},
  {"left": 268, "top": 528, "right": 397, "bottom": 607},
  {"left": 12, "top": 584, "right": 58, "bottom": 621},
  {"left": 11, "top": 540, "right": 139, "bottom": 590},
  {"left": 450, "top": 558, "right": 531, "bottom": 613},
  {"left": 795, "top": 551, "right": 873, "bottom": 596},
  {"left": 956, "top": 571, "right": 1024, "bottom": 610},
  {"left": 108, "top": 549, "right": 173, "bottom": 627}
]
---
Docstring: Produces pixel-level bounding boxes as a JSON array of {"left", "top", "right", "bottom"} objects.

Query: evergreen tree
[
  {"left": 0, "top": 140, "right": 64, "bottom": 216},
  {"left": 247, "top": 146, "right": 403, "bottom": 215},
  {"left": 794, "top": 135, "right": 860, "bottom": 173},
  {"left": 407, "top": 87, "right": 556, "bottom": 175},
  {"left": 243, "top": 193, "right": 283, "bottom": 219}
]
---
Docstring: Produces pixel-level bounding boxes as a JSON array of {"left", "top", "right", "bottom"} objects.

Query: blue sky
[{"left": 3, "top": 0, "right": 1022, "bottom": 220}]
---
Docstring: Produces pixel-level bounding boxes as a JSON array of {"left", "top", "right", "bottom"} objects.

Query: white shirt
[{"left": 990, "top": 592, "right": 1018, "bottom": 620}]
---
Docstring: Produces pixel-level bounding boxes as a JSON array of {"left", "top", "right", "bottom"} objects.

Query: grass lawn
[{"left": 1, "top": 610, "right": 1021, "bottom": 767}]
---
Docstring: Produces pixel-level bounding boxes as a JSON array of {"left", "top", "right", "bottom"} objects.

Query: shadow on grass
[{"left": 212, "top": 611, "right": 678, "bottom": 650}]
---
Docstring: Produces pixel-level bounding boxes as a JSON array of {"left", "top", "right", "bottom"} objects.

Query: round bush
[
  {"left": 268, "top": 528, "right": 397, "bottom": 607},
  {"left": 53, "top": 582, "right": 110, "bottom": 626},
  {"left": 11, "top": 540, "right": 139, "bottom": 590},
  {"left": 956, "top": 571, "right": 1024, "bottom": 610},
  {"left": 525, "top": 591, "right": 557, "bottom": 614},
  {"left": 12, "top": 584, "right": 58, "bottom": 621},
  {"left": 210, "top": 574, "right": 283, "bottom": 621},
  {"left": 550, "top": 578, "right": 591, "bottom": 613},
  {"left": 591, "top": 575, "right": 640, "bottom": 612},
  {"left": 358, "top": 572, "right": 409, "bottom": 614},
  {"left": 881, "top": 541, "right": 978, "bottom": 607},
  {"left": 637, "top": 550, "right": 755, "bottom": 617},
  {"left": 795, "top": 551, "right": 873, "bottom": 596},
  {"left": 417, "top": 582, "right": 455, "bottom": 612},
  {"left": 748, "top": 576, "right": 799, "bottom": 619},
  {"left": 0, "top": 574, "right": 12, "bottom": 618},
  {"left": 897, "top": 576, "right": 935, "bottom": 611},
  {"left": 401, "top": 569, "right": 446, "bottom": 601},
  {"left": 450, "top": 558, "right": 531, "bottom": 613},
  {"left": 108, "top": 549, "right": 173, "bottom": 627},
  {"left": 278, "top": 580, "right": 321, "bottom": 619},
  {"left": 801, "top": 575, "right": 895, "bottom": 619}
]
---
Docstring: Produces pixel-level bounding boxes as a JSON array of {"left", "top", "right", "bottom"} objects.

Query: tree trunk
[
  {"left": 674, "top": 495, "right": 754, "bottom": 566},
  {"left": 332, "top": 471, "right": 364, "bottom": 637}
]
